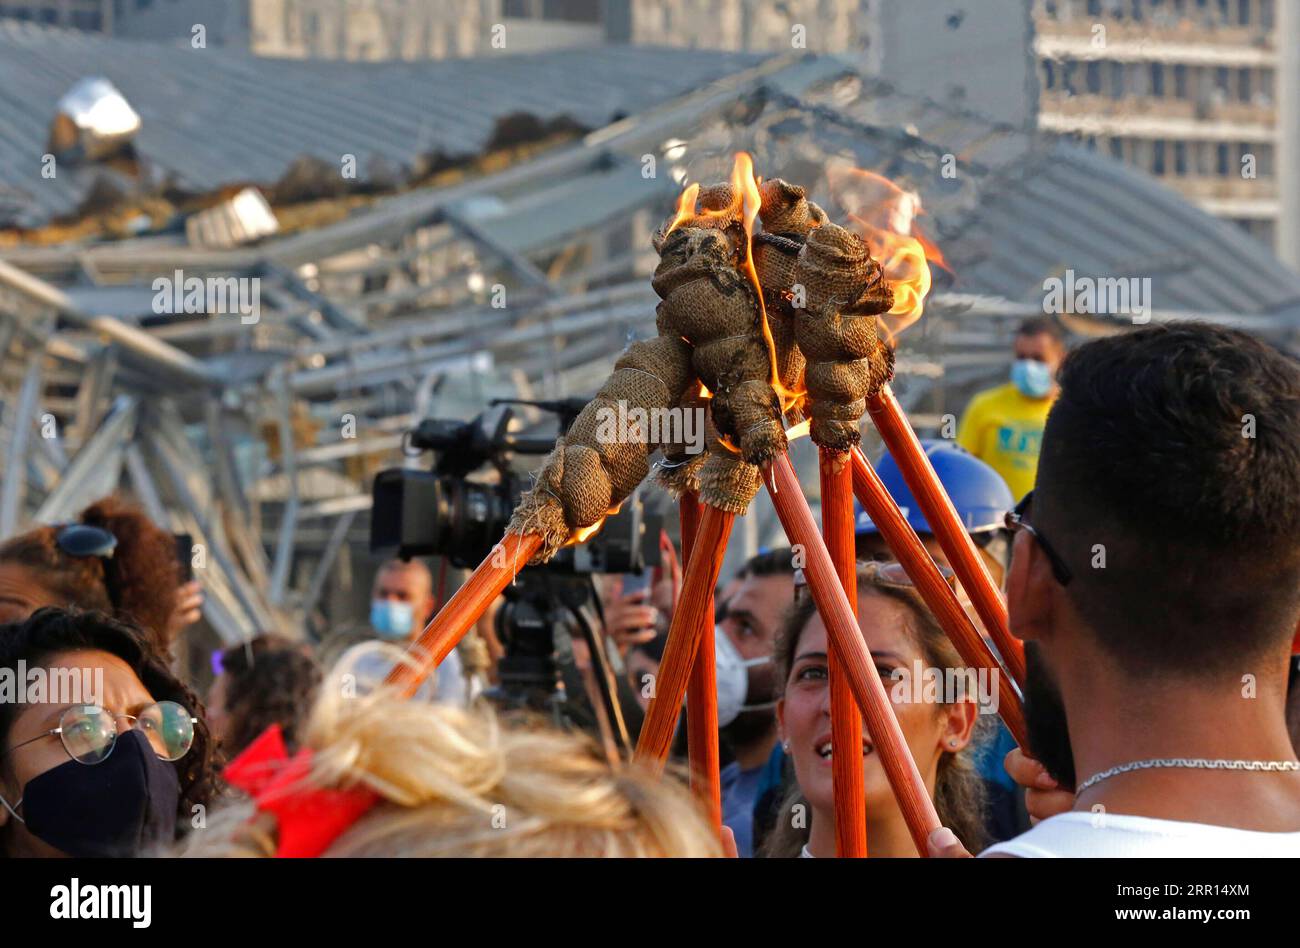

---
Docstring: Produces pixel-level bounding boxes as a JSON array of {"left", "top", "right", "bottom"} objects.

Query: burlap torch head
[{"left": 507, "top": 173, "right": 898, "bottom": 563}]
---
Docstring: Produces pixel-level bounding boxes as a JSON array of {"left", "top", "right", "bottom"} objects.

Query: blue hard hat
[{"left": 855, "top": 440, "right": 1014, "bottom": 536}]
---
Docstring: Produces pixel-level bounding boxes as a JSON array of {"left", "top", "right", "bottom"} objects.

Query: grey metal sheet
[{"left": 0, "top": 20, "right": 766, "bottom": 227}]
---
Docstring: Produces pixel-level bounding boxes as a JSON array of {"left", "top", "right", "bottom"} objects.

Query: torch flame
[
  {"left": 667, "top": 154, "right": 807, "bottom": 418},
  {"left": 732, "top": 153, "right": 802, "bottom": 414},
  {"left": 566, "top": 503, "right": 623, "bottom": 547},
  {"left": 828, "top": 166, "right": 945, "bottom": 345},
  {"left": 668, "top": 183, "right": 701, "bottom": 235}
]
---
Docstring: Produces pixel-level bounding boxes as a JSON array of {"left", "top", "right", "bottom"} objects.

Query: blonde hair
[{"left": 180, "top": 644, "right": 722, "bottom": 858}]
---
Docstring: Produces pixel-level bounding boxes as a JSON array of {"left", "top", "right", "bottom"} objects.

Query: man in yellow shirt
[{"left": 957, "top": 317, "right": 1066, "bottom": 500}]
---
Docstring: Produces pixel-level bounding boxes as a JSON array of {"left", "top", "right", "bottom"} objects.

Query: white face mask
[{"left": 714, "top": 625, "right": 775, "bottom": 727}]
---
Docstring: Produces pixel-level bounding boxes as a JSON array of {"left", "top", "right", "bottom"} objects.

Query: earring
[
  {"left": 782, "top": 740, "right": 791, "bottom": 753},
  {"left": 948, "top": 739, "right": 959, "bottom": 749}
]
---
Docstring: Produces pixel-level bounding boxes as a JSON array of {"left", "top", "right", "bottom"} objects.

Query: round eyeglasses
[{"left": 1, "top": 701, "right": 196, "bottom": 766}]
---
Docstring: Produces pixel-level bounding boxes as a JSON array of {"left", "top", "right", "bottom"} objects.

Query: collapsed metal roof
[
  {"left": 0, "top": 19, "right": 764, "bottom": 227},
  {"left": 1, "top": 40, "right": 1297, "bottom": 650}
]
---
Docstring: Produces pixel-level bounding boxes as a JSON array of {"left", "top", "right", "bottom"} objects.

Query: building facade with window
[
  {"left": 0, "top": 0, "right": 245, "bottom": 39},
  {"left": 1034, "top": 0, "right": 1299, "bottom": 260}
]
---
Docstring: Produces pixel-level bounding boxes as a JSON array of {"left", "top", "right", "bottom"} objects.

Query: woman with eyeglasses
[
  {"left": 0, "top": 608, "right": 217, "bottom": 857},
  {"left": 0, "top": 496, "right": 200, "bottom": 656},
  {"left": 761, "top": 561, "right": 988, "bottom": 857}
]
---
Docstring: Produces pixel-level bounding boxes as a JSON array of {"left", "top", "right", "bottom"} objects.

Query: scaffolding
[{"left": 1, "top": 51, "right": 1296, "bottom": 651}]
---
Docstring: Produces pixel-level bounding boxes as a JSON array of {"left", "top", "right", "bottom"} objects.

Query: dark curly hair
[
  {"left": 0, "top": 495, "right": 181, "bottom": 655},
  {"left": 216, "top": 635, "right": 321, "bottom": 756},
  {"left": 0, "top": 607, "right": 219, "bottom": 855}
]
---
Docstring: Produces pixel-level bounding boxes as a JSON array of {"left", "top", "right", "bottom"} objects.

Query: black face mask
[{"left": 19, "top": 730, "right": 181, "bottom": 858}]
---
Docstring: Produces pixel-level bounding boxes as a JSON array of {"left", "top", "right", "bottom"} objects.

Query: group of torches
[{"left": 387, "top": 155, "right": 1029, "bottom": 857}]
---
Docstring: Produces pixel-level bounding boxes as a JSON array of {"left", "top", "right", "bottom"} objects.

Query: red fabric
[{"left": 223, "top": 724, "right": 378, "bottom": 858}]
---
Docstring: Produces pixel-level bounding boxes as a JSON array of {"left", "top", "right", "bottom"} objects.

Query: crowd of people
[{"left": 0, "top": 319, "right": 1297, "bottom": 859}]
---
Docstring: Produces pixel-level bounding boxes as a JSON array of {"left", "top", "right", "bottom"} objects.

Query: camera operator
[{"left": 370, "top": 402, "right": 661, "bottom": 750}]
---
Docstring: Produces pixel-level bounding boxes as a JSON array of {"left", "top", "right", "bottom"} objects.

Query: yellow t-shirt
[{"left": 956, "top": 382, "right": 1055, "bottom": 501}]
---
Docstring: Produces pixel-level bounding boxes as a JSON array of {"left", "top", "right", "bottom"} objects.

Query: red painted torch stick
[
  {"left": 635, "top": 504, "right": 735, "bottom": 768},
  {"left": 850, "top": 445, "right": 1028, "bottom": 749},
  {"left": 386, "top": 532, "right": 542, "bottom": 697},
  {"left": 680, "top": 492, "right": 722, "bottom": 830},
  {"left": 765, "top": 452, "right": 940, "bottom": 856},
  {"left": 864, "top": 384, "right": 1027, "bottom": 687},
  {"left": 818, "top": 449, "right": 869, "bottom": 857}
]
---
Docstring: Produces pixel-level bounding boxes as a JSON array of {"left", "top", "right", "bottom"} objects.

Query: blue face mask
[
  {"left": 1011, "top": 358, "right": 1053, "bottom": 399},
  {"left": 370, "top": 599, "right": 415, "bottom": 640}
]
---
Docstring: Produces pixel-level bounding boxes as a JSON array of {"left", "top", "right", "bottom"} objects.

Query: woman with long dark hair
[
  {"left": 0, "top": 495, "right": 197, "bottom": 657},
  {"left": 763, "top": 561, "right": 988, "bottom": 857}
]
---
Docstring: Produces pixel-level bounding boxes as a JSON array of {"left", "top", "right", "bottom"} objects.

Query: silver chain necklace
[{"left": 1075, "top": 758, "right": 1300, "bottom": 796}]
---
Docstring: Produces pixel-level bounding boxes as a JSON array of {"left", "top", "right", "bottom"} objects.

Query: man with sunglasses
[{"left": 931, "top": 323, "right": 1300, "bottom": 857}]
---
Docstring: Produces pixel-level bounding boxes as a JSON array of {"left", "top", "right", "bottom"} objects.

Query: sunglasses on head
[
  {"left": 793, "top": 558, "right": 958, "bottom": 603},
  {"left": 54, "top": 524, "right": 117, "bottom": 560}
]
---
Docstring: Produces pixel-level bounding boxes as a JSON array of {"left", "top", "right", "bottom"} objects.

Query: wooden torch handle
[
  {"left": 765, "top": 452, "right": 941, "bottom": 856},
  {"left": 864, "top": 384, "right": 1027, "bottom": 687},
  {"left": 850, "top": 443, "right": 1028, "bottom": 748},
  {"left": 680, "top": 492, "right": 722, "bottom": 830},
  {"left": 819, "top": 448, "right": 868, "bottom": 857},
  {"left": 385, "top": 532, "right": 542, "bottom": 698},
  {"left": 635, "top": 504, "right": 735, "bottom": 768}
]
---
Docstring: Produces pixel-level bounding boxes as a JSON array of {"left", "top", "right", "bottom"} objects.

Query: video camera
[
  {"left": 369, "top": 399, "right": 661, "bottom": 574},
  {"left": 369, "top": 399, "right": 660, "bottom": 738}
]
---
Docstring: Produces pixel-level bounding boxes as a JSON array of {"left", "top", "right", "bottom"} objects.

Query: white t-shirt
[
  {"left": 981, "top": 811, "right": 1300, "bottom": 857},
  {"left": 347, "top": 641, "right": 472, "bottom": 706}
]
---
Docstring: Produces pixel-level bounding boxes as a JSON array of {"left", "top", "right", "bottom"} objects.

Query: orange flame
[
  {"left": 566, "top": 503, "right": 622, "bottom": 547},
  {"left": 827, "top": 166, "right": 944, "bottom": 344},
  {"left": 732, "top": 153, "right": 801, "bottom": 414},
  {"left": 667, "top": 154, "right": 806, "bottom": 419},
  {"left": 915, "top": 228, "right": 949, "bottom": 273},
  {"left": 668, "top": 183, "right": 701, "bottom": 235}
]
